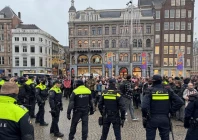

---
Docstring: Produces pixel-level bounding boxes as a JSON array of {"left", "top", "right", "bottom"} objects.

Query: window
[
  {"left": 84, "top": 29, "right": 88, "bottom": 35},
  {"left": 30, "top": 37, "right": 35, "bottom": 41},
  {"left": 187, "top": 35, "right": 191, "bottom": 42},
  {"left": 169, "top": 58, "right": 174, "bottom": 66},
  {"left": 169, "top": 34, "right": 174, "bottom": 42},
  {"left": 176, "top": 0, "right": 180, "bottom": 6},
  {"left": 98, "top": 40, "right": 101, "bottom": 47},
  {"left": 186, "top": 59, "right": 190, "bottom": 66},
  {"left": 0, "top": 24, "right": 3, "bottom": 30},
  {"left": 0, "top": 57, "right": 4, "bottom": 65},
  {"left": 164, "top": 22, "right": 169, "bottom": 30},
  {"left": 155, "top": 35, "right": 160, "bottom": 43},
  {"left": 92, "top": 27, "right": 96, "bottom": 35},
  {"left": 15, "top": 37, "right": 19, "bottom": 41},
  {"left": 39, "top": 46, "right": 42, "bottom": 53},
  {"left": 176, "top": 9, "right": 180, "bottom": 18},
  {"left": 30, "top": 46, "right": 35, "bottom": 53},
  {"left": 23, "top": 46, "right": 27, "bottom": 52},
  {"left": 169, "top": 46, "right": 174, "bottom": 54},
  {"left": 170, "top": 10, "right": 175, "bottom": 18},
  {"left": 175, "top": 22, "right": 180, "bottom": 30},
  {"left": 188, "top": 23, "right": 191, "bottom": 30},
  {"left": 155, "top": 23, "right": 160, "bottom": 31},
  {"left": 98, "top": 27, "right": 102, "bottom": 35},
  {"left": 39, "top": 57, "right": 43, "bottom": 67},
  {"left": 175, "top": 34, "right": 180, "bottom": 42},
  {"left": 0, "top": 45, "right": 4, "bottom": 52},
  {"left": 163, "top": 58, "right": 168, "bottom": 66},
  {"left": 171, "top": 0, "right": 175, "bottom": 6},
  {"left": 45, "top": 47, "right": 47, "bottom": 54},
  {"left": 78, "top": 41, "right": 82, "bottom": 47},
  {"left": 92, "top": 41, "right": 95, "bottom": 47},
  {"left": 155, "top": 46, "right": 159, "bottom": 54},
  {"left": 181, "top": 22, "right": 185, "bottom": 30},
  {"left": 112, "top": 40, "right": 116, "bottom": 48},
  {"left": 8, "top": 57, "right": 11, "bottom": 65},
  {"left": 181, "top": 0, "right": 185, "bottom": 6},
  {"left": 146, "top": 39, "right": 151, "bottom": 47},
  {"left": 164, "top": 34, "right": 169, "bottom": 42},
  {"left": 105, "top": 40, "right": 109, "bottom": 48},
  {"left": 170, "top": 22, "right": 174, "bottom": 30},
  {"left": 45, "top": 58, "right": 47, "bottom": 67},
  {"left": 78, "top": 29, "right": 82, "bottom": 35},
  {"left": 187, "top": 47, "right": 191, "bottom": 54},
  {"left": 164, "top": 46, "right": 168, "bottom": 54},
  {"left": 174, "top": 58, "right": 177, "bottom": 66},
  {"left": 181, "top": 46, "right": 185, "bottom": 54},
  {"left": 124, "top": 54, "right": 128, "bottom": 62},
  {"left": 112, "top": 27, "right": 116, "bottom": 34},
  {"left": 165, "top": 10, "right": 169, "bottom": 18},
  {"left": 138, "top": 39, "right": 142, "bottom": 47},
  {"left": 7, "top": 45, "right": 10, "bottom": 52},
  {"left": 15, "top": 57, "right": 19, "bottom": 66},
  {"left": 69, "top": 28, "right": 73, "bottom": 35},
  {"left": 15, "top": 46, "right": 19, "bottom": 53},
  {"left": 188, "top": 10, "right": 192, "bottom": 18},
  {"left": 39, "top": 38, "right": 43, "bottom": 42},
  {"left": 156, "top": 11, "right": 160, "bottom": 19},
  {"left": 22, "top": 37, "right": 27, "bottom": 41},
  {"left": 49, "top": 49, "right": 51, "bottom": 55},
  {"left": 105, "top": 27, "right": 109, "bottom": 35},
  {"left": 23, "top": 57, "right": 27, "bottom": 66},
  {"left": 175, "top": 46, "right": 179, "bottom": 54},
  {"left": 125, "top": 39, "right": 129, "bottom": 47},
  {"left": 181, "top": 9, "right": 186, "bottom": 18},
  {"left": 181, "top": 34, "right": 185, "bottom": 42},
  {"left": 146, "top": 25, "right": 151, "bottom": 34},
  {"left": 133, "top": 39, "right": 137, "bottom": 47}
]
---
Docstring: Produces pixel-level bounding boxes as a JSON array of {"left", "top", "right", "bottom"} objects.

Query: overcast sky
[{"left": 1, "top": 0, "right": 198, "bottom": 45}]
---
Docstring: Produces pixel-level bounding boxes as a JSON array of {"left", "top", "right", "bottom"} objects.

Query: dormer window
[{"left": 0, "top": 14, "right": 4, "bottom": 18}]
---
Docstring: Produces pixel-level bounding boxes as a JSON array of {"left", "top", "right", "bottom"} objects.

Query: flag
[
  {"left": 141, "top": 52, "right": 147, "bottom": 69},
  {"left": 177, "top": 51, "right": 183, "bottom": 70},
  {"left": 106, "top": 60, "right": 112, "bottom": 69}
]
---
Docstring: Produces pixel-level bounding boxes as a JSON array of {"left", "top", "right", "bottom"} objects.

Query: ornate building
[{"left": 68, "top": 0, "right": 154, "bottom": 77}]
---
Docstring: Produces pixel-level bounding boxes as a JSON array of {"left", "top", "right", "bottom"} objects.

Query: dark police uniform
[
  {"left": 49, "top": 83, "right": 64, "bottom": 137},
  {"left": 142, "top": 75, "right": 184, "bottom": 140},
  {"left": 184, "top": 94, "right": 198, "bottom": 140},
  {"left": 67, "top": 80, "right": 94, "bottom": 140},
  {"left": 35, "top": 82, "right": 48, "bottom": 126},
  {"left": 25, "top": 77, "right": 36, "bottom": 118},
  {"left": 98, "top": 79, "right": 126, "bottom": 140},
  {"left": 17, "top": 77, "right": 28, "bottom": 108},
  {"left": 0, "top": 96, "right": 34, "bottom": 140}
]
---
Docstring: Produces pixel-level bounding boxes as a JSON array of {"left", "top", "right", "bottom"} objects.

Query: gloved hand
[
  {"left": 184, "top": 118, "right": 190, "bottom": 128},
  {"left": 143, "top": 117, "right": 147, "bottom": 128},
  {"left": 60, "top": 106, "right": 63, "bottom": 111},
  {"left": 90, "top": 110, "right": 94, "bottom": 115},
  {"left": 67, "top": 114, "right": 71, "bottom": 120}
]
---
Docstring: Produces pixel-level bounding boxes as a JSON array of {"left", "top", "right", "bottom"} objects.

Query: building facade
[
  {"left": 68, "top": 0, "right": 154, "bottom": 77},
  {"left": 0, "top": 6, "right": 22, "bottom": 76},
  {"left": 12, "top": 24, "right": 58, "bottom": 76},
  {"left": 192, "top": 38, "right": 198, "bottom": 75},
  {"left": 139, "top": 0, "right": 195, "bottom": 77}
]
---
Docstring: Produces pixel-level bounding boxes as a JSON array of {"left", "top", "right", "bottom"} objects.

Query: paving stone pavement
[{"left": 34, "top": 99, "right": 187, "bottom": 140}]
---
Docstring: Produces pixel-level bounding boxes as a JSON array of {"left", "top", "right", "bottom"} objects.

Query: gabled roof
[
  {"left": 0, "top": 6, "right": 19, "bottom": 19},
  {"left": 100, "top": 11, "right": 121, "bottom": 18},
  {"left": 16, "top": 24, "right": 40, "bottom": 29}
]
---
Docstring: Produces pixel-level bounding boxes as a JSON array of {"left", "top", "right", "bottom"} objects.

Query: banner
[
  {"left": 141, "top": 52, "right": 147, "bottom": 69},
  {"left": 106, "top": 60, "right": 112, "bottom": 69},
  {"left": 177, "top": 51, "right": 183, "bottom": 70}
]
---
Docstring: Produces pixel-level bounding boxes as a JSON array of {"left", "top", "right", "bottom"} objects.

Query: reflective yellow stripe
[
  {"left": 104, "top": 96, "right": 116, "bottom": 100},
  {"left": 153, "top": 94, "right": 169, "bottom": 96},
  {"left": 152, "top": 95, "right": 169, "bottom": 100}
]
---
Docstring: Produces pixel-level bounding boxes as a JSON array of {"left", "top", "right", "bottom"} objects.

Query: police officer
[
  {"left": 17, "top": 77, "right": 29, "bottom": 108},
  {"left": 49, "top": 80, "right": 64, "bottom": 137},
  {"left": 67, "top": 80, "right": 94, "bottom": 140},
  {"left": 98, "top": 79, "right": 126, "bottom": 140},
  {"left": 141, "top": 75, "right": 184, "bottom": 140},
  {"left": 25, "top": 75, "right": 36, "bottom": 118},
  {"left": 184, "top": 93, "right": 198, "bottom": 140},
  {"left": 0, "top": 82, "right": 34, "bottom": 140},
  {"left": 35, "top": 78, "right": 48, "bottom": 126},
  {"left": 0, "top": 76, "right": 6, "bottom": 89}
]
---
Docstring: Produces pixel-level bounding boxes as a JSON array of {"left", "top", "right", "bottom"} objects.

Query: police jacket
[
  {"left": 0, "top": 95, "right": 34, "bottom": 140},
  {"left": 185, "top": 94, "right": 198, "bottom": 120},
  {"left": 67, "top": 85, "right": 93, "bottom": 115},
  {"left": 25, "top": 79, "right": 36, "bottom": 98},
  {"left": 141, "top": 84, "right": 184, "bottom": 117},
  {"left": 17, "top": 82, "right": 27, "bottom": 103},
  {"left": 0, "top": 79, "right": 5, "bottom": 89},
  {"left": 98, "top": 88, "right": 126, "bottom": 119},
  {"left": 35, "top": 83, "right": 48, "bottom": 103},
  {"left": 49, "top": 86, "right": 62, "bottom": 110}
]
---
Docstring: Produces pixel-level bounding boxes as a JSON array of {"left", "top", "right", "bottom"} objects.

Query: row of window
[
  {"left": 14, "top": 57, "right": 51, "bottom": 67},
  {"left": 156, "top": 9, "right": 192, "bottom": 19},
  {"left": 0, "top": 45, "right": 11, "bottom": 52},
  {"left": 155, "top": 46, "right": 191, "bottom": 55},
  {"left": 155, "top": 22, "right": 191, "bottom": 31},
  {"left": 0, "top": 24, "right": 10, "bottom": 30},
  {"left": 0, "top": 34, "right": 11, "bottom": 41},
  {"left": 163, "top": 58, "right": 190, "bottom": 67},
  {"left": 155, "top": 34, "right": 191, "bottom": 43},
  {"left": 171, "top": 0, "right": 186, "bottom": 6},
  {"left": 0, "top": 57, "right": 11, "bottom": 65},
  {"left": 14, "top": 45, "right": 51, "bottom": 54},
  {"left": 14, "top": 37, "right": 51, "bottom": 45}
]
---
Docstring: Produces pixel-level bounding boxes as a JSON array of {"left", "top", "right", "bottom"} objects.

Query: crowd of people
[{"left": 0, "top": 73, "right": 198, "bottom": 140}]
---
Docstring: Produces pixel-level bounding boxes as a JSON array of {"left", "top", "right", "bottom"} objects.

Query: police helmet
[
  {"left": 28, "top": 75, "right": 34, "bottom": 79},
  {"left": 109, "top": 78, "right": 116, "bottom": 84},
  {"left": 152, "top": 75, "right": 162, "bottom": 82},
  {"left": 18, "top": 76, "right": 27, "bottom": 84},
  {"left": 74, "top": 80, "right": 84, "bottom": 87}
]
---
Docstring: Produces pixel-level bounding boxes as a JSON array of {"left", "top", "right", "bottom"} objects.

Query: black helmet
[
  {"left": 18, "top": 77, "right": 27, "bottom": 84},
  {"left": 152, "top": 75, "right": 162, "bottom": 82},
  {"left": 109, "top": 78, "right": 116, "bottom": 84},
  {"left": 28, "top": 75, "right": 34, "bottom": 79},
  {"left": 74, "top": 80, "right": 84, "bottom": 88}
]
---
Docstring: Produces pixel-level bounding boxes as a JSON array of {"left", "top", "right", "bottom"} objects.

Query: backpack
[{"left": 119, "top": 81, "right": 132, "bottom": 94}]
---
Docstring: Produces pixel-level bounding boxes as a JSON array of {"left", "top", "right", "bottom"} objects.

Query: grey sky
[{"left": 1, "top": 0, "right": 198, "bottom": 46}]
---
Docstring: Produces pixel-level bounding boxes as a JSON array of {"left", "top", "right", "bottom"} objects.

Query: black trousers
[
  {"left": 29, "top": 97, "right": 36, "bottom": 117},
  {"left": 36, "top": 103, "right": 45, "bottom": 124},
  {"left": 146, "top": 115, "right": 170, "bottom": 140},
  {"left": 185, "top": 127, "right": 198, "bottom": 140},
  {"left": 64, "top": 88, "right": 71, "bottom": 99},
  {"left": 100, "top": 115, "right": 121, "bottom": 140},
  {"left": 69, "top": 110, "right": 89, "bottom": 140},
  {"left": 50, "top": 109, "right": 60, "bottom": 134}
]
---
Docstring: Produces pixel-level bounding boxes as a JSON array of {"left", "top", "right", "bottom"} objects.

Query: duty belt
[{"left": 106, "top": 110, "right": 119, "bottom": 116}]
